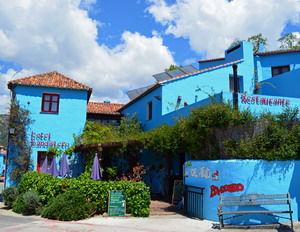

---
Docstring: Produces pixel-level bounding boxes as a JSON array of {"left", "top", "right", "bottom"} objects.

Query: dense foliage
[
  {"left": 2, "top": 186, "right": 19, "bottom": 208},
  {"left": 76, "top": 101, "right": 300, "bottom": 161},
  {"left": 224, "top": 108, "right": 300, "bottom": 160},
  {"left": 12, "top": 190, "right": 42, "bottom": 215},
  {"left": 8, "top": 100, "right": 33, "bottom": 183},
  {"left": 18, "top": 171, "right": 151, "bottom": 217},
  {"left": 42, "top": 190, "right": 96, "bottom": 221}
]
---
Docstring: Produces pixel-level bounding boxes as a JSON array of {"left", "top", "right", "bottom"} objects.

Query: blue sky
[{"left": 0, "top": 0, "right": 300, "bottom": 113}]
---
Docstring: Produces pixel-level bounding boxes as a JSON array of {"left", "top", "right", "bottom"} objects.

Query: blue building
[
  {"left": 6, "top": 71, "right": 92, "bottom": 186},
  {"left": 119, "top": 41, "right": 300, "bottom": 195}
]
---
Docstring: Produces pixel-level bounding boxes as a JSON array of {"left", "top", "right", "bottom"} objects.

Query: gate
[{"left": 184, "top": 185, "right": 204, "bottom": 219}]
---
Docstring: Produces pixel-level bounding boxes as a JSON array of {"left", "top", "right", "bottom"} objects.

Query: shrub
[
  {"left": 2, "top": 186, "right": 19, "bottom": 208},
  {"left": 12, "top": 190, "right": 43, "bottom": 215},
  {"left": 12, "top": 193, "right": 25, "bottom": 214},
  {"left": 18, "top": 171, "right": 151, "bottom": 217},
  {"left": 42, "top": 190, "right": 96, "bottom": 221},
  {"left": 18, "top": 171, "right": 70, "bottom": 204}
]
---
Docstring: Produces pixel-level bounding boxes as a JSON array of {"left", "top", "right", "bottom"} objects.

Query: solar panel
[
  {"left": 126, "top": 84, "right": 155, "bottom": 100},
  {"left": 180, "top": 65, "right": 198, "bottom": 74},
  {"left": 153, "top": 65, "right": 198, "bottom": 82},
  {"left": 153, "top": 72, "right": 172, "bottom": 82}
]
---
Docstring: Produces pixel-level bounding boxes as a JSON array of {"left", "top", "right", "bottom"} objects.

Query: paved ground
[{"left": 0, "top": 201, "right": 299, "bottom": 232}]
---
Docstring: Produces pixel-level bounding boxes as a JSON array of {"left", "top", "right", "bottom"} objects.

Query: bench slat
[
  {"left": 221, "top": 194, "right": 289, "bottom": 201},
  {"left": 221, "top": 199, "right": 290, "bottom": 206},
  {"left": 220, "top": 210, "right": 292, "bottom": 215}
]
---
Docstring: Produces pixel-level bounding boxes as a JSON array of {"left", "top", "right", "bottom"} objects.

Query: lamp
[
  {"left": 9, "top": 127, "right": 15, "bottom": 134},
  {"left": 154, "top": 96, "right": 161, "bottom": 100}
]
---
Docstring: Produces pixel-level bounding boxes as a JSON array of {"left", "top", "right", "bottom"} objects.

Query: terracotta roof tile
[
  {"left": 159, "top": 59, "right": 244, "bottom": 84},
  {"left": 87, "top": 102, "right": 124, "bottom": 115},
  {"left": 8, "top": 71, "right": 92, "bottom": 92}
]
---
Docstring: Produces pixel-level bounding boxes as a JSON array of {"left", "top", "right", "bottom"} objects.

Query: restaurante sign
[{"left": 240, "top": 94, "right": 290, "bottom": 106}]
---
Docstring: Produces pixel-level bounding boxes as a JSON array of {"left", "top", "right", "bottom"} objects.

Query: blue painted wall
[
  {"left": 184, "top": 159, "right": 300, "bottom": 224},
  {"left": 6, "top": 85, "right": 88, "bottom": 186}
]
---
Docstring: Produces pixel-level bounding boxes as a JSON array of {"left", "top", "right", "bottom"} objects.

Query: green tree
[
  {"left": 165, "top": 64, "right": 182, "bottom": 72},
  {"left": 278, "top": 33, "right": 300, "bottom": 50},
  {"left": 229, "top": 33, "right": 268, "bottom": 53},
  {"left": 247, "top": 33, "right": 268, "bottom": 53}
]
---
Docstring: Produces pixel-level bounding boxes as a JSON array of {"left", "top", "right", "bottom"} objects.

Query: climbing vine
[{"left": 8, "top": 100, "right": 33, "bottom": 184}]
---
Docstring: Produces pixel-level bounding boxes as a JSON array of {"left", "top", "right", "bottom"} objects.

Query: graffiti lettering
[
  {"left": 241, "top": 94, "right": 290, "bottom": 106},
  {"left": 210, "top": 183, "right": 244, "bottom": 197},
  {"left": 190, "top": 166, "right": 211, "bottom": 179}
]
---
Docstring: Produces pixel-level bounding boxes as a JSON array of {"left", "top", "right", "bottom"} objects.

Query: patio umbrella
[
  {"left": 48, "top": 156, "right": 59, "bottom": 177},
  {"left": 59, "top": 153, "right": 70, "bottom": 177},
  {"left": 40, "top": 156, "right": 49, "bottom": 173},
  {"left": 90, "top": 154, "right": 102, "bottom": 180}
]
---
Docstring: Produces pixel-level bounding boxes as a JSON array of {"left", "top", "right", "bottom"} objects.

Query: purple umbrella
[
  {"left": 48, "top": 156, "right": 59, "bottom": 177},
  {"left": 59, "top": 153, "right": 70, "bottom": 177},
  {"left": 40, "top": 156, "right": 49, "bottom": 173},
  {"left": 90, "top": 154, "right": 102, "bottom": 180}
]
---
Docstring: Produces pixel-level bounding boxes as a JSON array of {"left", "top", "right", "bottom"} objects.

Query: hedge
[{"left": 18, "top": 171, "right": 150, "bottom": 217}]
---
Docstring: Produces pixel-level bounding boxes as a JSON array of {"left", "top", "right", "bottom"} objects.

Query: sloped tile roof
[
  {"left": 159, "top": 59, "right": 244, "bottom": 84},
  {"left": 8, "top": 71, "right": 92, "bottom": 93},
  {"left": 87, "top": 102, "right": 124, "bottom": 115}
]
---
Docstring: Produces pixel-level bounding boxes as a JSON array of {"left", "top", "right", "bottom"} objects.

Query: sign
[
  {"left": 240, "top": 94, "right": 290, "bottom": 106},
  {"left": 172, "top": 180, "right": 183, "bottom": 205},
  {"left": 30, "top": 131, "right": 70, "bottom": 149},
  {"left": 108, "top": 190, "right": 126, "bottom": 217}
]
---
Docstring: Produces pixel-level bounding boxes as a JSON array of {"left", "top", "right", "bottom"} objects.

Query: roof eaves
[
  {"left": 198, "top": 57, "right": 225, "bottom": 63},
  {"left": 256, "top": 49, "right": 300, "bottom": 56},
  {"left": 118, "top": 83, "right": 161, "bottom": 112},
  {"left": 159, "top": 59, "right": 244, "bottom": 84}
]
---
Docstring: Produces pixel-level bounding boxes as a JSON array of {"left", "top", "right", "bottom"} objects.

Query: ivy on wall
[
  {"left": 77, "top": 102, "right": 300, "bottom": 161},
  {"left": 8, "top": 100, "right": 33, "bottom": 184}
]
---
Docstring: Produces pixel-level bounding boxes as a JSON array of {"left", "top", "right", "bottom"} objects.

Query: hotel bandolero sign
[{"left": 30, "top": 131, "right": 70, "bottom": 149}]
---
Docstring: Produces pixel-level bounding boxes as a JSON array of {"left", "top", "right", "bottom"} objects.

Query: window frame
[
  {"left": 41, "top": 93, "right": 60, "bottom": 113},
  {"left": 37, "top": 151, "right": 55, "bottom": 172},
  {"left": 147, "top": 101, "right": 153, "bottom": 121},
  {"left": 271, "top": 65, "right": 290, "bottom": 77}
]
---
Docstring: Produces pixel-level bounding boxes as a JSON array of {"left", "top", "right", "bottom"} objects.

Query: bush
[
  {"left": 12, "top": 190, "right": 43, "bottom": 215},
  {"left": 12, "top": 193, "right": 25, "bottom": 214},
  {"left": 19, "top": 171, "right": 151, "bottom": 217},
  {"left": 2, "top": 186, "right": 19, "bottom": 208},
  {"left": 70, "top": 179, "right": 151, "bottom": 217},
  {"left": 42, "top": 190, "right": 96, "bottom": 221},
  {"left": 18, "top": 171, "right": 70, "bottom": 204}
]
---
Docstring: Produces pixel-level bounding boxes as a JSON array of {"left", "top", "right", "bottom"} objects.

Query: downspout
[{"left": 232, "top": 64, "right": 238, "bottom": 108}]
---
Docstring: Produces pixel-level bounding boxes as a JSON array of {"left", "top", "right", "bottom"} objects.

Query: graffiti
[
  {"left": 210, "top": 183, "right": 244, "bottom": 197},
  {"left": 190, "top": 166, "right": 211, "bottom": 179},
  {"left": 212, "top": 170, "right": 219, "bottom": 181},
  {"left": 241, "top": 94, "right": 290, "bottom": 106},
  {"left": 30, "top": 132, "right": 70, "bottom": 149}
]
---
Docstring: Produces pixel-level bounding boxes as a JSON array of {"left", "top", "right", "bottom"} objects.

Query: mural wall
[{"left": 184, "top": 159, "right": 300, "bottom": 224}]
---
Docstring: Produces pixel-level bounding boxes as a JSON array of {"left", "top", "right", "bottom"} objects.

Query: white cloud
[
  {"left": 147, "top": 0, "right": 300, "bottom": 58},
  {"left": 0, "top": 0, "right": 175, "bottom": 112}
]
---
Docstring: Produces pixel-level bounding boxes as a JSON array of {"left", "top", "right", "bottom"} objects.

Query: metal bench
[{"left": 218, "top": 193, "right": 293, "bottom": 231}]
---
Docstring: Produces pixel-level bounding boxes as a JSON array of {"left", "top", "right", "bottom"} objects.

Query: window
[
  {"left": 229, "top": 75, "right": 240, "bottom": 93},
  {"left": 147, "top": 101, "right": 152, "bottom": 120},
  {"left": 272, "top": 65, "right": 290, "bottom": 77},
  {"left": 42, "top": 93, "right": 60, "bottom": 113},
  {"left": 37, "top": 151, "right": 54, "bottom": 172}
]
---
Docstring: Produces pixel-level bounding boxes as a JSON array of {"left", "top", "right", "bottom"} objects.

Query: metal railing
[{"left": 184, "top": 185, "right": 204, "bottom": 219}]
